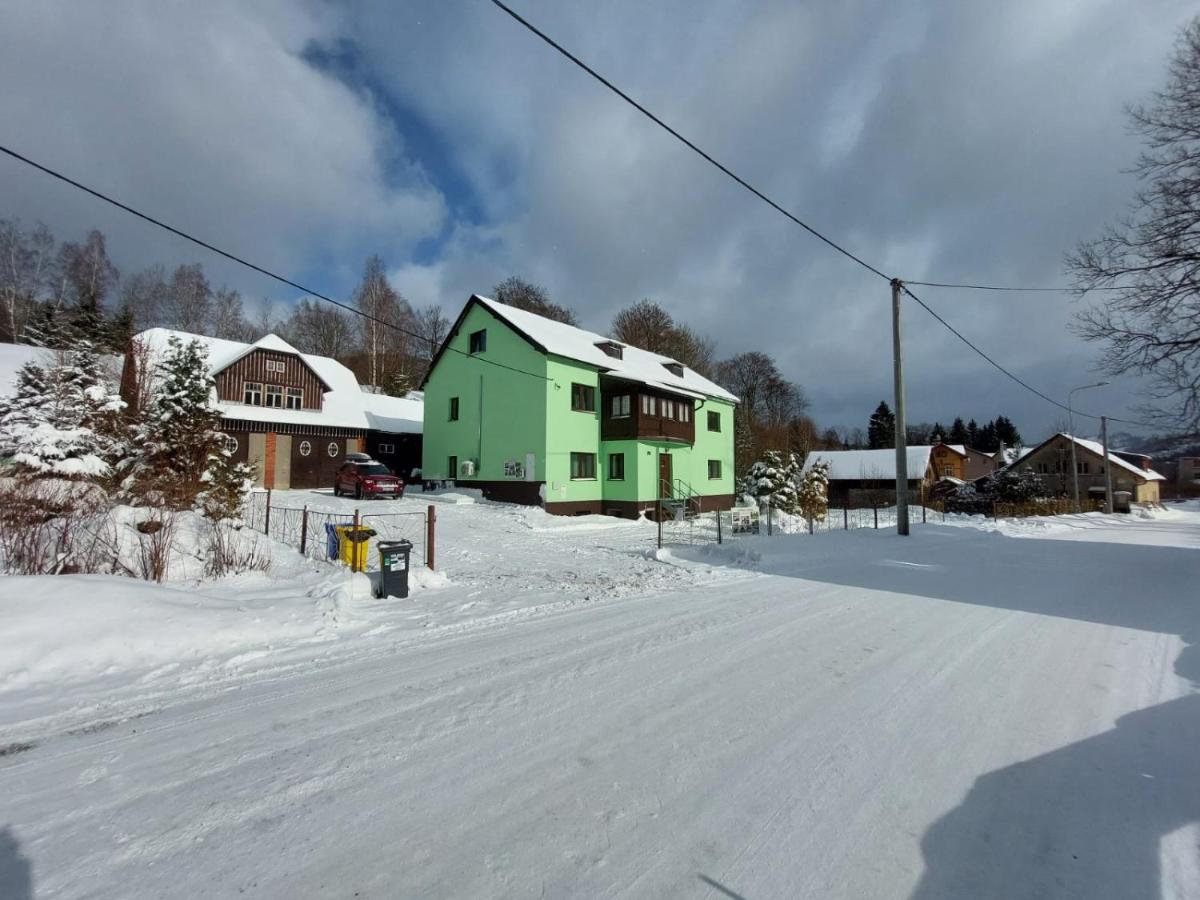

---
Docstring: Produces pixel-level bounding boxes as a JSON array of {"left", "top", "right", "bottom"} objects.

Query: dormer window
[
  {"left": 596, "top": 341, "right": 624, "bottom": 359},
  {"left": 662, "top": 361, "right": 684, "bottom": 377}
]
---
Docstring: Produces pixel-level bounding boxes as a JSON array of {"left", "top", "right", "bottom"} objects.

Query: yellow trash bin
[{"left": 334, "top": 525, "right": 376, "bottom": 570}]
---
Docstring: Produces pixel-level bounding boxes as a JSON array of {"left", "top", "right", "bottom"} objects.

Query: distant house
[
  {"left": 1013, "top": 433, "right": 1165, "bottom": 504},
  {"left": 929, "top": 443, "right": 997, "bottom": 482},
  {"left": 1178, "top": 456, "right": 1200, "bottom": 487},
  {"left": 122, "top": 329, "right": 423, "bottom": 490},
  {"left": 420, "top": 295, "right": 738, "bottom": 517},
  {"left": 803, "top": 447, "right": 935, "bottom": 506}
]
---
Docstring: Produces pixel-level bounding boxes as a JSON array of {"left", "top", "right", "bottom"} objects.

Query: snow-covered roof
[
  {"left": 803, "top": 447, "right": 934, "bottom": 481},
  {"left": 133, "top": 329, "right": 422, "bottom": 434},
  {"left": 997, "top": 446, "right": 1033, "bottom": 465},
  {"left": 0, "top": 343, "right": 48, "bottom": 397},
  {"left": 362, "top": 390, "right": 423, "bottom": 435},
  {"left": 471, "top": 295, "right": 738, "bottom": 403},
  {"left": 1062, "top": 434, "right": 1166, "bottom": 482}
]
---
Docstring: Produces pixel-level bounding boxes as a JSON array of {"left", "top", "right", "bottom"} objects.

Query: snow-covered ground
[{"left": 1, "top": 497, "right": 1198, "bottom": 898}]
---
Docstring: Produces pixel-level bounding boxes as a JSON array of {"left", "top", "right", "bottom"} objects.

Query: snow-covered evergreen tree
[
  {"left": 743, "top": 450, "right": 800, "bottom": 514},
  {"left": 127, "top": 336, "right": 251, "bottom": 516},
  {"left": 0, "top": 345, "right": 124, "bottom": 477},
  {"left": 797, "top": 459, "right": 830, "bottom": 524}
]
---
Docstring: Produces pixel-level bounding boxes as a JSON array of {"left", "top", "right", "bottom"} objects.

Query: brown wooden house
[{"left": 123, "top": 329, "right": 423, "bottom": 490}]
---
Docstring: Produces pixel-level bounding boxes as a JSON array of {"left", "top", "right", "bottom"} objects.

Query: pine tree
[
  {"left": 993, "top": 415, "right": 1022, "bottom": 449},
  {"left": 797, "top": 459, "right": 830, "bottom": 524},
  {"left": 948, "top": 417, "right": 969, "bottom": 444},
  {"left": 930, "top": 422, "right": 947, "bottom": 444},
  {"left": 867, "top": 401, "right": 895, "bottom": 449},
  {"left": 128, "top": 337, "right": 252, "bottom": 516},
  {"left": 0, "top": 346, "right": 124, "bottom": 477},
  {"left": 743, "top": 450, "right": 800, "bottom": 513},
  {"left": 966, "top": 419, "right": 980, "bottom": 448},
  {"left": 977, "top": 420, "right": 1000, "bottom": 453}
]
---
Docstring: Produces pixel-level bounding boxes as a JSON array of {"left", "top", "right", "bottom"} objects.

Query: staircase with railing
[{"left": 659, "top": 477, "right": 701, "bottom": 521}]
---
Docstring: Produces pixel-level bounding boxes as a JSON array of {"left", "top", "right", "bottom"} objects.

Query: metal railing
[{"left": 244, "top": 491, "right": 437, "bottom": 571}]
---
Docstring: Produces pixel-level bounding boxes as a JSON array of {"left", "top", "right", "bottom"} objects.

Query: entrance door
[
  {"left": 247, "top": 433, "right": 267, "bottom": 488},
  {"left": 448, "top": 455, "right": 458, "bottom": 482},
  {"left": 274, "top": 434, "right": 292, "bottom": 490},
  {"left": 659, "top": 452, "right": 672, "bottom": 498}
]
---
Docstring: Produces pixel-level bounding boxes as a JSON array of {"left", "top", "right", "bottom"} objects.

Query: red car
[{"left": 333, "top": 459, "right": 405, "bottom": 500}]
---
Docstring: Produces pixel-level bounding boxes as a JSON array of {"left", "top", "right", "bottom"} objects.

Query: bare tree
[
  {"left": 0, "top": 219, "right": 55, "bottom": 342},
  {"left": 611, "top": 298, "right": 674, "bottom": 352},
  {"left": 166, "top": 263, "right": 211, "bottom": 333},
  {"left": 286, "top": 298, "right": 356, "bottom": 358},
  {"left": 1068, "top": 17, "right": 1200, "bottom": 432},
  {"left": 209, "top": 288, "right": 252, "bottom": 341},
  {"left": 56, "top": 229, "right": 119, "bottom": 311},
  {"left": 412, "top": 303, "right": 450, "bottom": 375},
  {"left": 119, "top": 265, "right": 169, "bottom": 333},
  {"left": 492, "top": 276, "right": 577, "bottom": 324},
  {"left": 354, "top": 255, "right": 404, "bottom": 388}
]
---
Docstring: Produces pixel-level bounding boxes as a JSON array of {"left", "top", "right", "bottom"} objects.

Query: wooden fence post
[
  {"left": 426, "top": 504, "right": 436, "bottom": 570},
  {"left": 844, "top": 507, "right": 849, "bottom": 530},
  {"left": 716, "top": 507, "right": 722, "bottom": 544},
  {"left": 264, "top": 489, "right": 272, "bottom": 536},
  {"left": 873, "top": 504, "right": 878, "bottom": 529},
  {"left": 767, "top": 501, "right": 772, "bottom": 536},
  {"left": 300, "top": 505, "right": 309, "bottom": 556}
]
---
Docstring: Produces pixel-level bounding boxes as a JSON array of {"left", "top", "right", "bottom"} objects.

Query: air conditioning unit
[{"left": 460, "top": 459, "right": 476, "bottom": 477}]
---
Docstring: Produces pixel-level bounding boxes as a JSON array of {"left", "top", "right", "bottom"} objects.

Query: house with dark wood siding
[{"left": 122, "top": 329, "right": 423, "bottom": 490}]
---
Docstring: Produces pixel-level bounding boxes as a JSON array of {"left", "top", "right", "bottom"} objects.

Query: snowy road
[{"left": 2, "top": 509, "right": 1198, "bottom": 898}]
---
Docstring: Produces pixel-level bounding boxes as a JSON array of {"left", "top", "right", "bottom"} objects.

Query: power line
[
  {"left": 905, "top": 279, "right": 1126, "bottom": 293},
  {"left": 489, "top": 0, "right": 891, "bottom": 284},
  {"left": 492, "top": 3, "right": 1167, "bottom": 428},
  {"left": 0, "top": 143, "right": 551, "bottom": 383},
  {"left": 901, "top": 284, "right": 1159, "bottom": 430}
]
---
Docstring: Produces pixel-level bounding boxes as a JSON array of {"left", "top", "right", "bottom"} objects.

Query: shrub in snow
[
  {"left": 944, "top": 466, "right": 1048, "bottom": 514},
  {"left": 743, "top": 450, "right": 800, "bottom": 514},
  {"left": 124, "top": 336, "right": 253, "bottom": 518},
  {"left": 0, "top": 478, "right": 118, "bottom": 575},
  {"left": 0, "top": 345, "right": 125, "bottom": 478},
  {"left": 797, "top": 459, "right": 830, "bottom": 524}
]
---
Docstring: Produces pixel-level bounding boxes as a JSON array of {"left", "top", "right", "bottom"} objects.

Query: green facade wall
[
  {"left": 543, "top": 356, "right": 602, "bottom": 505},
  {"left": 421, "top": 304, "right": 548, "bottom": 482}
]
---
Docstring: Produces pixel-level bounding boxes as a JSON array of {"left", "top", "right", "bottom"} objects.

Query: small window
[
  {"left": 662, "top": 399, "right": 675, "bottom": 420},
  {"left": 596, "top": 341, "right": 624, "bottom": 359},
  {"left": 641, "top": 395, "right": 656, "bottom": 416},
  {"left": 662, "top": 361, "right": 684, "bottom": 377},
  {"left": 327, "top": 441, "right": 340, "bottom": 458},
  {"left": 299, "top": 440, "right": 311, "bottom": 457},
  {"left": 264, "top": 359, "right": 282, "bottom": 374},
  {"left": 469, "top": 329, "right": 487, "bottom": 354},
  {"left": 707, "top": 410, "right": 720, "bottom": 432},
  {"left": 610, "top": 395, "right": 631, "bottom": 418},
  {"left": 942, "top": 465, "right": 953, "bottom": 476},
  {"left": 243, "top": 381, "right": 263, "bottom": 405},
  {"left": 571, "top": 383, "right": 595, "bottom": 412},
  {"left": 570, "top": 452, "right": 596, "bottom": 480},
  {"left": 265, "top": 385, "right": 283, "bottom": 408},
  {"left": 708, "top": 460, "right": 722, "bottom": 480},
  {"left": 222, "top": 434, "right": 239, "bottom": 454},
  {"left": 608, "top": 453, "right": 625, "bottom": 480},
  {"left": 378, "top": 443, "right": 395, "bottom": 454},
  {"left": 449, "top": 397, "right": 460, "bottom": 421},
  {"left": 286, "top": 388, "right": 303, "bottom": 410},
  {"left": 1077, "top": 461, "right": 1090, "bottom": 474},
  {"left": 679, "top": 403, "right": 691, "bottom": 423}
]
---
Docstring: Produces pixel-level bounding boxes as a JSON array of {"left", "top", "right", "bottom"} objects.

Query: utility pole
[
  {"left": 1101, "top": 415, "right": 1114, "bottom": 514},
  {"left": 892, "top": 278, "right": 909, "bottom": 536},
  {"left": 1067, "top": 381, "right": 1108, "bottom": 513}
]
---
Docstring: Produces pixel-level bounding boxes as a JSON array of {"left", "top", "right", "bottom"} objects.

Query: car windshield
[{"left": 358, "top": 464, "right": 391, "bottom": 476}]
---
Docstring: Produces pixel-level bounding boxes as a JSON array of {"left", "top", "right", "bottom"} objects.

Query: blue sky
[{"left": 1, "top": 0, "right": 1195, "bottom": 440}]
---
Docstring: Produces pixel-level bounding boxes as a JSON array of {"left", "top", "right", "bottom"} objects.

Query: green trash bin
[{"left": 377, "top": 539, "right": 413, "bottom": 598}]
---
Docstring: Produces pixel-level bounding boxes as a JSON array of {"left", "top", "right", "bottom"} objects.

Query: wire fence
[
  {"left": 657, "top": 496, "right": 1116, "bottom": 548},
  {"left": 244, "top": 491, "right": 435, "bottom": 571}
]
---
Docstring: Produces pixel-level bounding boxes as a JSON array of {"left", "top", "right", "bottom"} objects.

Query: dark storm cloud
[{"left": 1, "top": 0, "right": 1192, "bottom": 436}]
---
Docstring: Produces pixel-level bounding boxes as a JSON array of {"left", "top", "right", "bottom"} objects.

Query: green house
[{"left": 421, "top": 295, "right": 739, "bottom": 518}]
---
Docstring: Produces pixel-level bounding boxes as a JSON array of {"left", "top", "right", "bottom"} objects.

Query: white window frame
[
  {"left": 285, "top": 387, "right": 303, "bottom": 410},
  {"left": 641, "top": 395, "right": 656, "bottom": 416},
  {"left": 327, "top": 441, "right": 340, "bottom": 458},
  {"left": 611, "top": 395, "right": 631, "bottom": 418},
  {"left": 243, "top": 381, "right": 263, "bottom": 405},
  {"left": 378, "top": 443, "right": 395, "bottom": 454},
  {"left": 679, "top": 403, "right": 690, "bottom": 423},
  {"left": 299, "top": 440, "right": 312, "bottom": 457},
  {"left": 264, "top": 384, "right": 283, "bottom": 408}
]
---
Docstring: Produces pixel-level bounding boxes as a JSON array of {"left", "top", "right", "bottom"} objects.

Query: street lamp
[{"left": 1067, "top": 381, "right": 1109, "bottom": 512}]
